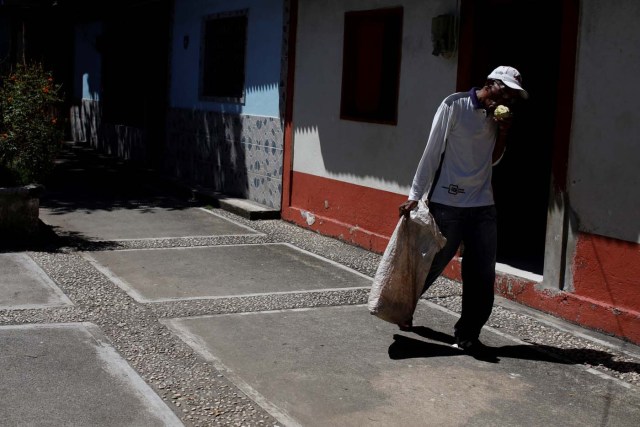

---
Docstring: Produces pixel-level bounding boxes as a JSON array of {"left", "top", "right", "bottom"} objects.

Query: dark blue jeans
[{"left": 422, "top": 202, "right": 497, "bottom": 341}]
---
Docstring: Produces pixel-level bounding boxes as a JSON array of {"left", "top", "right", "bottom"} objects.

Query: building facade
[
  {"left": 7, "top": 0, "right": 636, "bottom": 344},
  {"left": 282, "top": 0, "right": 640, "bottom": 344}
]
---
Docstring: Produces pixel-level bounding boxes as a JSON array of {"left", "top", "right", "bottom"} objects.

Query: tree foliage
[{"left": 0, "top": 62, "right": 64, "bottom": 186}]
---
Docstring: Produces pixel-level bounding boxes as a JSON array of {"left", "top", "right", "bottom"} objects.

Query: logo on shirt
[{"left": 442, "top": 184, "right": 465, "bottom": 195}]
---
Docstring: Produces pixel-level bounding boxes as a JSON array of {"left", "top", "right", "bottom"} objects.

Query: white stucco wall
[
  {"left": 568, "top": 0, "right": 640, "bottom": 243},
  {"left": 292, "top": 0, "right": 458, "bottom": 194},
  {"left": 170, "top": 0, "right": 283, "bottom": 117}
]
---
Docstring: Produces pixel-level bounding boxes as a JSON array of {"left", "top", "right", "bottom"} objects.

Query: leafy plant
[{"left": 0, "top": 62, "right": 64, "bottom": 186}]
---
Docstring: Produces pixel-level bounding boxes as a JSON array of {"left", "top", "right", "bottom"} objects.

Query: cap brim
[{"left": 502, "top": 81, "right": 529, "bottom": 99}]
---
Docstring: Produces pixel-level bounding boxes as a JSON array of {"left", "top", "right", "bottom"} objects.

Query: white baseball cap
[{"left": 487, "top": 66, "right": 529, "bottom": 99}]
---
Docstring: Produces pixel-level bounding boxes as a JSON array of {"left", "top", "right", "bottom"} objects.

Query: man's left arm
[
  {"left": 492, "top": 129, "right": 508, "bottom": 165},
  {"left": 492, "top": 116, "right": 512, "bottom": 165}
]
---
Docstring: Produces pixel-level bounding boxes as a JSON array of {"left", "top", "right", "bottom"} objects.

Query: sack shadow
[{"left": 388, "top": 326, "right": 640, "bottom": 373}]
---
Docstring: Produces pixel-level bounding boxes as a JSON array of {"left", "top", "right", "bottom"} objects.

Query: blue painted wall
[
  {"left": 73, "top": 22, "right": 102, "bottom": 101},
  {"left": 170, "top": 0, "right": 283, "bottom": 117}
]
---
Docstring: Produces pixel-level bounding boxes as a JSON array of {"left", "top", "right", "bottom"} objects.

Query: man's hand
[
  {"left": 399, "top": 200, "right": 418, "bottom": 218},
  {"left": 493, "top": 106, "right": 513, "bottom": 134}
]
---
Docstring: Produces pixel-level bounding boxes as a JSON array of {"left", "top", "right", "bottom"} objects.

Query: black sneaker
[
  {"left": 397, "top": 319, "right": 413, "bottom": 331},
  {"left": 453, "top": 337, "right": 499, "bottom": 362},
  {"left": 452, "top": 337, "right": 481, "bottom": 351}
]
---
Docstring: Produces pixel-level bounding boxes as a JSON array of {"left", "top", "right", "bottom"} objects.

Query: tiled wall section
[
  {"left": 70, "top": 100, "right": 99, "bottom": 146},
  {"left": 70, "top": 100, "right": 147, "bottom": 163},
  {"left": 69, "top": 101, "right": 283, "bottom": 209},
  {"left": 166, "top": 108, "right": 283, "bottom": 209}
]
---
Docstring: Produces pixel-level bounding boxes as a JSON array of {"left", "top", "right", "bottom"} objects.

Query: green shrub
[{"left": 0, "top": 62, "right": 64, "bottom": 186}]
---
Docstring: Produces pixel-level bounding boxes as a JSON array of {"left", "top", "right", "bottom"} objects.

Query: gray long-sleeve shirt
[{"left": 408, "top": 88, "right": 499, "bottom": 207}]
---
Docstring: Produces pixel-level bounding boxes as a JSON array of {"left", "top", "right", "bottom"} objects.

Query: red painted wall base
[
  {"left": 445, "top": 258, "right": 640, "bottom": 345},
  {"left": 282, "top": 205, "right": 392, "bottom": 253},
  {"left": 282, "top": 172, "right": 640, "bottom": 345}
]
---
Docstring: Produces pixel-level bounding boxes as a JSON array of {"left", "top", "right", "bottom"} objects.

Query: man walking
[{"left": 398, "top": 66, "right": 529, "bottom": 353}]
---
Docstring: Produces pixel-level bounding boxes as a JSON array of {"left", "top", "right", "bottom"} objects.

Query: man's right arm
[
  {"left": 399, "top": 200, "right": 418, "bottom": 218},
  {"left": 399, "top": 102, "right": 451, "bottom": 217}
]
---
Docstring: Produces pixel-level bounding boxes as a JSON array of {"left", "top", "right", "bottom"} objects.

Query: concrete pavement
[{"left": 1, "top": 141, "right": 639, "bottom": 426}]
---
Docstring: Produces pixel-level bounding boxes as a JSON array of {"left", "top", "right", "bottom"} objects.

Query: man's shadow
[{"left": 388, "top": 326, "right": 640, "bottom": 372}]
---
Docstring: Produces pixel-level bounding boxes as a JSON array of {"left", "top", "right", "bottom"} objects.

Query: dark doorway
[
  {"left": 101, "top": 0, "right": 172, "bottom": 169},
  {"left": 457, "top": 0, "right": 574, "bottom": 275}
]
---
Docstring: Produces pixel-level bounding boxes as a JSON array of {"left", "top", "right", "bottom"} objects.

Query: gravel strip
[{"left": 1, "top": 206, "right": 638, "bottom": 426}]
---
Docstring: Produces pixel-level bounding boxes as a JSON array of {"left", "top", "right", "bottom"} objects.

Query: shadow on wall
[
  {"left": 71, "top": 80, "right": 285, "bottom": 209},
  {"left": 70, "top": 99, "right": 146, "bottom": 164},
  {"left": 163, "top": 104, "right": 285, "bottom": 210},
  {"left": 164, "top": 110, "right": 248, "bottom": 199},
  {"left": 293, "top": 121, "right": 419, "bottom": 188}
]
